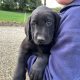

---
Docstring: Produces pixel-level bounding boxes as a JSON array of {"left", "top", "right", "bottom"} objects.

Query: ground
[{"left": 0, "top": 26, "right": 29, "bottom": 80}]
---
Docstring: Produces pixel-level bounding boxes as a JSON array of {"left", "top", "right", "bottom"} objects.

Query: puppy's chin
[{"left": 34, "top": 40, "right": 51, "bottom": 46}]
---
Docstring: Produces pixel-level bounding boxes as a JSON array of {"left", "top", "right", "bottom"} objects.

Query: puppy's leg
[
  {"left": 13, "top": 38, "right": 33, "bottom": 80},
  {"left": 29, "top": 55, "right": 49, "bottom": 80},
  {"left": 13, "top": 50, "right": 27, "bottom": 80}
]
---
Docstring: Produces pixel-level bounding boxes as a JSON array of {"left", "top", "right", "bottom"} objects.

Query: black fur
[{"left": 13, "top": 6, "right": 60, "bottom": 80}]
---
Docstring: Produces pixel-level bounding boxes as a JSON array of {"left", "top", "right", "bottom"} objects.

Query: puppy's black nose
[{"left": 37, "top": 36, "right": 45, "bottom": 44}]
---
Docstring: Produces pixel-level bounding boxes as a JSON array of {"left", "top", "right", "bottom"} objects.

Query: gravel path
[{"left": 0, "top": 26, "right": 29, "bottom": 80}]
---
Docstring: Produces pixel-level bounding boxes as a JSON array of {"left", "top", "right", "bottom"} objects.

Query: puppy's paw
[
  {"left": 29, "top": 66, "right": 43, "bottom": 80},
  {"left": 29, "top": 57, "right": 48, "bottom": 80}
]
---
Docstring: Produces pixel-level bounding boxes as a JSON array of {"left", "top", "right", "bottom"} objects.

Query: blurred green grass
[{"left": 0, "top": 10, "right": 31, "bottom": 24}]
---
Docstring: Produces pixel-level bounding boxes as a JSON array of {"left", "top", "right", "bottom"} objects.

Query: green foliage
[
  {"left": 0, "top": 0, "right": 42, "bottom": 11},
  {"left": 0, "top": 0, "right": 15, "bottom": 10},
  {"left": 26, "top": 0, "right": 42, "bottom": 11}
]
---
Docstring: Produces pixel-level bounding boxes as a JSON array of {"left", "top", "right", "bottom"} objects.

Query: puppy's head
[{"left": 25, "top": 6, "right": 60, "bottom": 45}]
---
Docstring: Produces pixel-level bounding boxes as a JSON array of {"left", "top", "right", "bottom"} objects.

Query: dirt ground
[{"left": 0, "top": 26, "right": 29, "bottom": 80}]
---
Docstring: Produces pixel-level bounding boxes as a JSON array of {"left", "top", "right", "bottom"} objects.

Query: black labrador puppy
[{"left": 13, "top": 6, "right": 60, "bottom": 80}]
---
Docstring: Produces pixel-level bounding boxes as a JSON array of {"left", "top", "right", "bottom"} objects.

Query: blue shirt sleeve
[{"left": 45, "top": 6, "right": 80, "bottom": 80}]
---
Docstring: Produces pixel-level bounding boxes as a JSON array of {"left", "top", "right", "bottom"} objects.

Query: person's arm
[{"left": 44, "top": 7, "right": 80, "bottom": 80}]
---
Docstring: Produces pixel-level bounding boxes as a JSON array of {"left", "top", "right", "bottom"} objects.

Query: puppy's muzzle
[{"left": 37, "top": 36, "right": 45, "bottom": 44}]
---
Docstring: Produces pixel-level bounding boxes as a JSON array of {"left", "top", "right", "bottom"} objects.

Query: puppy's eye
[{"left": 46, "top": 21, "right": 52, "bottom": 26}]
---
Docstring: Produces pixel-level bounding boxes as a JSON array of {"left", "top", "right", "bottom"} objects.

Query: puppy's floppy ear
[
  {"left": 53, "top": 12, "right": 60, "bottom": 37},
  {"left": 54, "top": 12, "right": 60, "bottom": 32},
  {"left": 25, "top": 17, "right": 32, "bottom": 40}
]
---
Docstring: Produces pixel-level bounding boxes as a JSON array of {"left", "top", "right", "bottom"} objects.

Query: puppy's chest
[{"left": 32, "top": 46, "right": 51, "bottom": 56}]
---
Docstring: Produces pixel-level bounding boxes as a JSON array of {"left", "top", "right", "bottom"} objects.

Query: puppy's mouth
[
  {"left": 34, "top": 36, "right": 51, "bottom": 45},
  {"left": 37, "top": 40, "right": 45, "bottom": 45}
]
